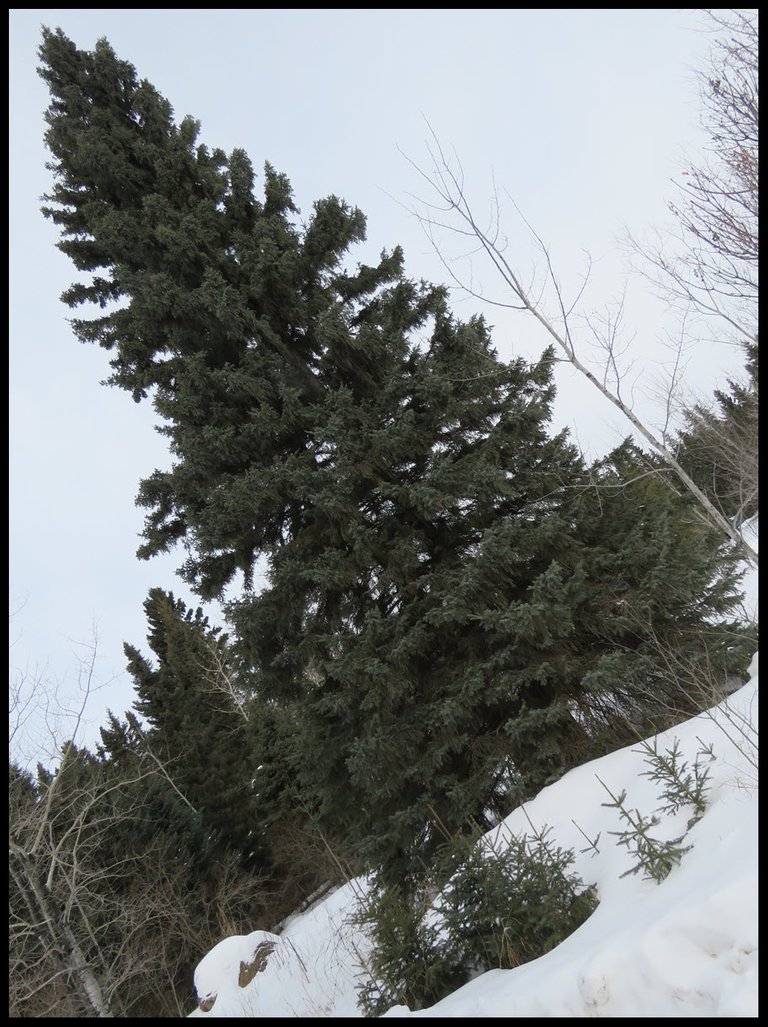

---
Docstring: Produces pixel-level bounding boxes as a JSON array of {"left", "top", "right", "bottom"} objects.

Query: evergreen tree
[
  {"left": 10, "top": 712, "right": 270, "bottom": 1018},
  {"left": 40, "top": 30, "right": 754, "bottom": 886},
  {"left": 674, "top": 340, "right": 758, "bottom": 526},
  {"left": 93, "top": 712, "right": 267, "bottom": 1016},
  {"left": 123, "top": 588, "right": 263, "bottom": 867},
  {"left": 231, "top": 322, "right": 752, "bottom": 877},
  {"left": 555, "top": 440, "right": 755, "bottom": 743},
  {"left": 229, "top": 316, "right": 591, "bottom": 874},
  {"left": 38, "top": 26, "right": 406, "bottom": 600},
  {"left": 123, "top": 590, "right": 336, "bottom": 912}
]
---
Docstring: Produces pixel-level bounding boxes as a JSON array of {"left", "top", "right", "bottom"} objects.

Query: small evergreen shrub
[
  {"left": 598, "top": 776, "right": 693, "bottom": 883},
  {"left": 598, "top": 737, "right": 716, "bottom": 883},
  {"left": 636, "top": 737, "right": 713, "bottom": 829},
  {"left": 435, "top": 822, "right": 598, "bottom": 978},
  {"left": 354, "top": 821, "right": 597, "bottom": 1016},
  {"left": 353, "top": 882, "right": 464, "bottom": 1016}
]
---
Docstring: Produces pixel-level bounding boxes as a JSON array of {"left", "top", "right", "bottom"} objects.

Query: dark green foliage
[
  {"left": 92, "top": 715, "right": 272, "bottom": 1016},
  {"left": 230, "top": 325, "right": 600, "bottom": 877},
  {"left": 355, "top": 822, "right": 597, "bottom": 1016},
  {"left": 674, "top": 340, "right": 758, "bottom": 526},
  {"left": 39, "top": 28, "right": 755, "bottom": 895},
  {"left": 38, "top": 25, "right": 408, "bottom": 600},
  {"left": 548, "top": 440, "right": 755, "bottom": 750},
  {"left": 435, "top": 823, "right": 597, "bottom": 975},
  {"left": 255, "top": 419, "right": 753, "bottom": 879},
  {"left": 124, "top": 588, "right": 262, "bottom": 866},
  {"left": 123, "top": 588, "right": 338, "bottom": 911},
  {"left": 354, "top": 883, "right": 465, "bottom": 1016}
]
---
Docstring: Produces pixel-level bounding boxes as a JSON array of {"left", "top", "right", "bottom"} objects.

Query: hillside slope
[{"left": 188, "top": 652, "right": 758, "bottom": 1018}]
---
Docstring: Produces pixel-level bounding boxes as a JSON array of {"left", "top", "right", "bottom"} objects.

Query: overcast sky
[{"left": 9, "top": 8, "right": 744, "bottom": 762}]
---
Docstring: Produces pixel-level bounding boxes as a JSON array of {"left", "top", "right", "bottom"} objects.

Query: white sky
[
  {"left": 9, "top": 9, "right": 747, "bottom": 760},
  {"left": 187, "top": 659, "right": 758, "bottom": 1017}
]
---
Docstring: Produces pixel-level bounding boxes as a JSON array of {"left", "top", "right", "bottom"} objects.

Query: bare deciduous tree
[
  {"left": 8, "top": 633, "right": 267, "bottom": 1017},
  {"left": 9, "top": 635, "right": 130, "bottom": 1016},
  {"left": 398, "top": 10, "right": 759, "bottom": 571},
  {"left": 627, "top": 8, "right": 758, "bottom": 536},
  {"left": 403, "top": 130, "right": 757, "bottom": 567},
  {"left": 629, "top": 9, "right": 758, "bottom": 343}
]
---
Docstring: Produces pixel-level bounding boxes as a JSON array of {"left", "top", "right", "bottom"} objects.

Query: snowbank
[{"left": 189, "top": 654, "right": 758, "bottom": 1018}]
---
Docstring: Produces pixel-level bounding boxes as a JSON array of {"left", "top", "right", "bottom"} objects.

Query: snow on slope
[{"left": 189, "top": 653, "right": 758, "bottom": 1018}]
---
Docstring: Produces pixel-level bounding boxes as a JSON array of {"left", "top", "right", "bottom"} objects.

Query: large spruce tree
[
  {"left": 38, "top": 26, "right": 406, "bottom": 599},
  {"left": 39, "top": 29, "right": 754, "bottom": 883}
]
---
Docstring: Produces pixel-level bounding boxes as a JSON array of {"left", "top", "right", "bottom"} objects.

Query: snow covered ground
[{"left": 188, "top": 652, "right": 758, "bottom": 1018}]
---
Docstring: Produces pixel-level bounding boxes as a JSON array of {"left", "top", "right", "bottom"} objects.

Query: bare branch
[{"left": 403, "top": 119, "right": 757, "bottom": 568}]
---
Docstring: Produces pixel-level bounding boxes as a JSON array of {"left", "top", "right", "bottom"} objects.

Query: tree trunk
[{"left": 10, "top": 847, "right": 113, "bottom": 1017}]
